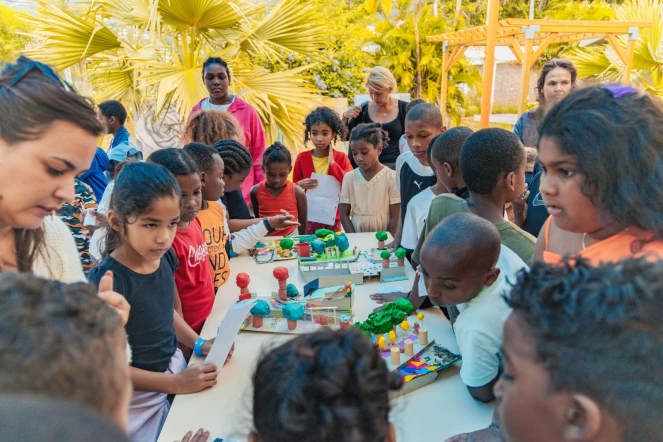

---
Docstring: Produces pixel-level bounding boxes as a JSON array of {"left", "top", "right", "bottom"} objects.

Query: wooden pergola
[{"left": 427, "top": 12, "right": 655, "bottom": 128}]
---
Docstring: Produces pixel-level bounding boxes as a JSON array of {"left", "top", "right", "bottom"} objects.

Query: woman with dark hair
[
  {"left": 0, "top": 56, "right": 129, "bottom": 321},
  {"left": 189, "top": 57, "right": 266, "bottom": 204},
  {"left": 512, "top": 59, "right": 578, "bottom": 237}
]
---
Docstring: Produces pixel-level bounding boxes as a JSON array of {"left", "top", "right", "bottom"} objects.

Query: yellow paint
[
  {"left": 388, "top": 331, "right": 397, "bottom": 342},
  {"left": 417, "top": 313, "right": 424, "bottom": 321},
  {"left": 400, "top": 320, "right": 410, "bottom": 331},
  {"left": 378, "top": 336, "right": 386, "bottom": 348}
]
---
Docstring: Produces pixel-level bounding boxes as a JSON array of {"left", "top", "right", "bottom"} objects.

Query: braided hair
[
  {"left": 212, "top": 139, "right": 252, "bottom": 177},
  {"left": 262, "top": 141, "right": 292, "bottom": 167},
  {"left": 252, "top": 328, "right": 402, "bottom": 442},
  {"left": 349, "top": 122, "right": 390, "bottom": 149},
  {"left": 304, "top": 107, "right": 347, "bottom": 144}
]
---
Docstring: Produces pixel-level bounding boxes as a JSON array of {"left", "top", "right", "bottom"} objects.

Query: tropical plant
[
  {"left": 565, "top": 0, "right": 663, "bottom": 98},
  {"left": 374, "top": 1, "right": 482, "bottom": 124},
  {"left": 21, "top": 0, "right": 328, "bottom": 146},
  {"left": 0, "top": 4, "right": 33, "bottom": 63}
]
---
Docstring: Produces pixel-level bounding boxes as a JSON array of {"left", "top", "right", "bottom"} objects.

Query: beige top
[
  {"left": 33, "top": 216, "right": 86, "bottom": 283},
  {"left": 340, "top": 167, "right": 400, "bottom": 233}
]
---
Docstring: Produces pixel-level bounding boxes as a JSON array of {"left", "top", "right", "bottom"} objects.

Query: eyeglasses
[{"left": 0, "top": 59, "right": 77, "bottom": 94}]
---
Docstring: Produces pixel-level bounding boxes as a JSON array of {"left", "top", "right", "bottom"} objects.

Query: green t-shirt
[{"left": 412, "top": 194, "right": 536, "bottom": 265}]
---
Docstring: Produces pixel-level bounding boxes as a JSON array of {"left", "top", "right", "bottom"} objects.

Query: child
[
  {"left": 88, "top": 162, "right": 219, "bottom": 442},
  {"left": 56, "top": 179, "right": 98, "bottom": 273},
  {"left": 184, "top": 109, "right": 244, "bottom": 146},
  {"left": 400, "top": 127, "right": 474, "bottom": 254},
  {"left": 98, "top": 100, "right": 136, "bottom": 151},
  {"left": 340, "top": 123, "right": 400, "bottom": 236},
  {"left": 251, "top": 142, "right": 307, "bottom": 236},
  {"left": 414, "top": 128, "right": 534, "bottom": 266},
  {"left": 293, "top": 106, "right": 353, "bottom": 233},
  {"left": 249, "top": 328, "right": 402, "bottom": 442},
  {"left": 147, "top": 149, "right": 216, "bottom": 334},
  {"left": 398, "top": 98, "right": 426, "bottom": 154},
  {"left": 534, "top": 85, "right": 663, "bottom": 263},
  {"left": 419, "top": 213, "right": 527, "bottom": 403},
  {"left": 185, "top": 143, "right": 297, "bottom": 289},
  {"left": 392, "top": 102, "right": 444, "bottom": 247},
  {"left": 0, "top": 273, "right": 131, "bottom": 433},
  {"left": 497, "top": 258, "right": 663, "bottom": 442}
]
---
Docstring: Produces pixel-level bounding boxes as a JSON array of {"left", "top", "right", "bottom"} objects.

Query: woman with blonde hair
[{"left": 343, "top": 66, "right": 408, "bottom": 169}]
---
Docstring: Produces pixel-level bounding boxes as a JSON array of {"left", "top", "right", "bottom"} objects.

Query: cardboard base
[
  {"left": 300, "top": 267, "right": 364, "bottom": 286},
  {"left": 380, "top": 265, "right": 407, "bottom": 282},
  {"left": 242, "top": 317, "right": 340, "bottom": 334}
]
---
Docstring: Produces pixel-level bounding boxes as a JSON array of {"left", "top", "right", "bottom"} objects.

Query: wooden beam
[
  {"left": 518, "top": 39, "right": 534, "bottom": 115},
  {"left": 480, "top": 0, "right": 500, "bottom": 128},
  {"left": 529, "top": 34, "right": 554, "bottom": 68},
  {"left": 623, "top": 36, "right": 636, "bottom": 84},
  {"left": 446, "top": 46, "right": 468, "bottom": 71},
  {"left": 508, "top": 36, "right": 524, "bottom": 64},
  {"left": 606, "top": 35, "right": 627, "bottom": 63}
]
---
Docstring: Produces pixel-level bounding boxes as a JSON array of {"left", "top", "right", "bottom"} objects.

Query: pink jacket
[{"left": 190, "top": 97, "right": 266, "bottom": 202}]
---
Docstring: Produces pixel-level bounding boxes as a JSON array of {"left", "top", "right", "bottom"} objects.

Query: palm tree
[
  {"left": 565, "top": 0, "right": 663, "bottom": 98},
  {"left": 21, "top": 0, "right": 328, "bottom": 146}
]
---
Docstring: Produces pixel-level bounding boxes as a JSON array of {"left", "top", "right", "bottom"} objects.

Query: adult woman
[
  {"left": 512, "top": 59, "right": 577, "bottom": 237},
  {"left": 189, "top": 57, "right": 266, "bottom": 204},
  {"left": 343, "top": 67, "right": 408, "bottom": 170},
  {"left": 0, "top": 56, "right": 129, "bottom": 322}
]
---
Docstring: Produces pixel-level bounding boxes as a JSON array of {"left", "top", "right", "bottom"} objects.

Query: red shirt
[
  {"left": 171, "top": 218, "right": 215, "bottom": 333},
  {"left": 256, "top": 180, "right": 299, "bottom": 237}
]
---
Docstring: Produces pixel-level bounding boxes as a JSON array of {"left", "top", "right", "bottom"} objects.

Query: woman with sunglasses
[{"left": 0, "top": 56, "right": 129, "bottom": 323}]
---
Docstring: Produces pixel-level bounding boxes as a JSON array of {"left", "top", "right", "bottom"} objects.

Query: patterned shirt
[{"left": 56, "top": 180, "right": 98, "bottom": 273}]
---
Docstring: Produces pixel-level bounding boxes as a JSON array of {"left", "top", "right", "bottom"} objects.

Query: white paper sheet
[
  {"left": 306, "top": 173, "right": 341, "bottom": 225},
  {"left": 205, "top": 299, "right": 257, "bottom": 368}
]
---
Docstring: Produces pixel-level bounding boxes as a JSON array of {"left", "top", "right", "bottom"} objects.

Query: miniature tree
[
  {"left": 283, "top": 303, "right": 305, "bottom": 330},
  {"left": 273, "top": 267, "right": 290, "bottom": 301},
  {"left": 395, "top": 247, "right": 407, "bottom": 266},
  {"left": 375, "top": 231, "right": 388, "bottom": 249},
  {"left": 311, "top": 239, "right": 326, "bottom": 256},
  {"left": 250, "top": 300, "right": 271, "bottom": 328},
  {"left": 236, "top": 273, "right": 251, "bottom": 301},
  {"left": 339, "top": 314, "right": 351, "bottom": 329},
  {"left": 394, "top": 298, "right": 414, "bottom": 315},
  {"left": 279, "top": 237, "right": 294, "bottom": 258},
  {"left": 286, "top": 283, "right": 300, "bottom": 299},
  {"left": 335, "top": 232, "right": 350, "bottom": 253},
  {"left": 315, "top": 228, "right": 334, "bottom": 239},
  {"left": 380, "top": 249, "right": 391, "bottom": 269}
]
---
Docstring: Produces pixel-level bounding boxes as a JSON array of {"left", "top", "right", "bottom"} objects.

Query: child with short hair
[
  {"left": 0, "top": 272, "right": 131, "bottom": 433},
  {"left": 535, "top": 85, "right": 663, "bottom": 263},
  {"left": 184, "top": 109, "right": 244, "bottom": 146},
  {"left": 249, "top": 328, "right": 402, "bottom": 442},
  {"left": 391, "top": 102, "right": 444, "bottom": 247},
  {"left": 98, "top": 100, "right": 136, "bottom": 150},
  {"left": 250, "top": 142, "right": 307, "bottom": 236},
  {"left": 88, "top": 162, "right": 219, "bottom": 441},
  {"left": 398, "top": 98, "right": 426, "bottom": 154},
  {"left": 147, "top": 149, "right": 216, "bottom": 334},
  {"left": 400, "top": 127, "right": 474, "bottom": 253},
  {"left": 497, "top": 257, "right": 663, "bottom": 442},
  {"left": 340, "top": 123, "right": 401, "bottom": 236},
  {"left": 293, "top": 106, "right": 353, "bottom": 233},
  {"left": 419, "top": 213, "right": 527, "bottom": 402},
  {"left": 185, "top": 142, "right": 297, "bottom": 289}
]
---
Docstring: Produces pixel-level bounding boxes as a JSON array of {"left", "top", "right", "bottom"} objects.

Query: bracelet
[
  {"left": 193, "top": 337, "right": 206, "bottom": 357},
  {"left": 263, "top": 218, "right": 275, "bottom": 233}
]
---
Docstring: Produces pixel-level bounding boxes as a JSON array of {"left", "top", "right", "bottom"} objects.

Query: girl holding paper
[{"left": 293, "top": 107, "right": 353, "bottom": 233}]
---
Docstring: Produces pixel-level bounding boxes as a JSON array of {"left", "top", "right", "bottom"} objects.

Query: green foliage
[
  {"left": 279, "top": 238, "right": 294, "bottom": 250},
  {"left": 395, "top": 247, "right": 407, "bottom": 259},
  {"left": 376, "top": 231, "right": 388, "bottom": 241},
  {"left": 0, "top": 4, "right": 32, "bottom": 63},
  {"left": 380, "top": 249, "right": 392, "bottom": 260},
  {"left": 354, "top": 298, "right": 414, "bottom": 335}
]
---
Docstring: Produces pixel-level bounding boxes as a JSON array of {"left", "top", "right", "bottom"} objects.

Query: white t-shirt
[
  {"left": 399, "top": 135, "right": 411, "bottom": 154},
  {"left": 394, "top": 151, "right": 435, "bottom": 192},
  {"left": 201, "top": 97, "right": 235, "bottom": 112},
  {"left": 454, "top": 245, "right": 528, "bottom": 388},
  {"left": 401, "top": 187, "right": 435, "bottom": 250}
]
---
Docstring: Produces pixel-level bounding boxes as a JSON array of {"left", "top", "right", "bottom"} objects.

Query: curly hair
[
  {"left": 539, "top": 85, "right": 663, "bottom": 242},
  {"left": 428, "top": 126, "right": 474, "bottom": 168},
  {"left": 212, "top": 139, "right": 253, "bottom": 178},
  {"left": 252, "top": 328, "right": 402, "bottom": 442},
  {"left": 349, "top": 122, "right": 390, "bottom": 149},
  {"left": 0, "top": 273, "right": 127, "bottom": 419},
  {"left": 98, "top": 100, "right": 128, "bottom": 125},
  {"left": 507, "top": 257, "right": 663, "bottom": 441},
  {"left": 459, "top": 128, "right": 524, "bottom": 195},
  {"left": 304, "top": 107, "right": 347, "bottom": 144},
  {"left": 104, "top": 162, "right": 181, "bottom": 256},
  {"left": 183, "top": 142, "right": 218, "bottom": 174},
  {"left": 262, "top": 141, "right": 292, "bottom": 167},
  {"left": 185, "top": 110, "right": 243, "bottom": 146}
]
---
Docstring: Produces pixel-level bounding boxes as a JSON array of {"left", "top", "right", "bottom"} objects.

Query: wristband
[
  {"left": 263, "top": 218, "right": 275, "bottom": 233},
  {"left": 194, "top": 337, "right": 206, "bottom": 357}
]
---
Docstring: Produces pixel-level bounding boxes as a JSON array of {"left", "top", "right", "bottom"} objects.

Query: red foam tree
[
  {"left": 236, "top": 272, "right": 251, "bottom": 300},
  {"left": 273, "top": 267, "right": 290, "bottom": 301}
]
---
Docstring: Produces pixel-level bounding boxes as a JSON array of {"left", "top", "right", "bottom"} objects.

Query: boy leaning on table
[{"left": 418, "top": 213, "right": 527, "bottom": 403}]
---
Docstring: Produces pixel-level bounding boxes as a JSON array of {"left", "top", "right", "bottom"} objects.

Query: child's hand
[
  {"left": 328, "top": 146, "right": 335, "bottom": 166},
  {"left": 297, "top": 178, "right": 318, "bottom": 190},
  {"left": 201, "top": 338, "right": 215, "bottom": 356},
  {"left": 370, "top": 291, "right": 409, "bottom": 305},
  {"left": 268, "top": 211, "right": 300, "bottom": 230},
  {"left": 179, "top": 428, "right": 209, "bottom": 442},
  {"left": 511, "top": 183, "right": 529, "bottom": 217},
  {"left": 97, "top": 271, "right": 130, "bottom": 325},
  {"left": 174, "top": 363, "right": 218, "bottom": 394}
]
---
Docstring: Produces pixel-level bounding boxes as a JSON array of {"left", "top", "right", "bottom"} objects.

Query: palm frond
[{"left": 156, "top": 0, "right": 244, "bottom": 33}]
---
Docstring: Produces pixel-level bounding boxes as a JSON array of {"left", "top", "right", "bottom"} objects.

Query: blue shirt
[
  {"left": 110, "top": 126, "right": 133, "bottom": 150},
  {"left": 80, "top": 148, "right": 109, "bottom": 201}
]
